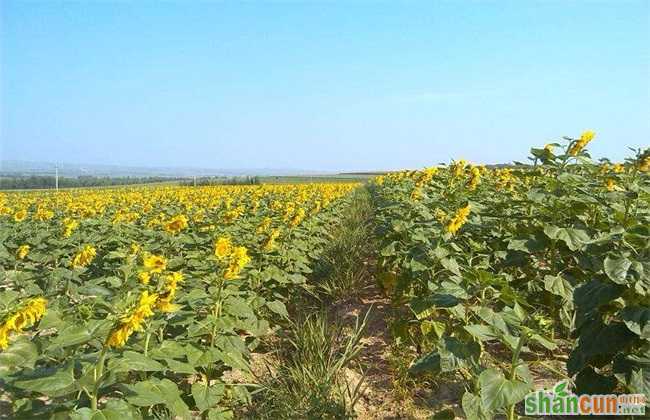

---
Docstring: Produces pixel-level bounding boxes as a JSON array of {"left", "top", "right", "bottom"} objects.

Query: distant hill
[{"left": 0, "top": 160, "right": 333, "bottom": 178}]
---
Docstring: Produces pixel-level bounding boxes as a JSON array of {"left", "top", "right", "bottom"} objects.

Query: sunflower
[
  {"left": 13, "top": 209, "right": 27, "bottom": 222},
  {"left": 143, "top": 254, "right": 167, "bottom": 273},
  {"left": 138, "top": 271, "right": 151, "bottom": 285},
  {"left": 568, "top": 130, "right": 595, "bottom": 156},
  {"left": 214, "top": 237, "right": 233, "bottom": 259},
  {"left": 106, "top": 291, "right": 158, "bottom": 348},
  {"left": 16, "top": 245, "right": 30, "bottom": 260},
  {"left": 467, "top": 166, "right": 481, "bottom": 191},
  {"left": 163, "top": 214, "right": 188, "bottom": 234},
  {"left": 72, "top": 245, "right": 97, "bottom": 268},
  {"left": 0, "top": 297, "right": 47, "bottom": 350},
  {"left": 446, "top": 204, "right": 471, "bottom": 235}
]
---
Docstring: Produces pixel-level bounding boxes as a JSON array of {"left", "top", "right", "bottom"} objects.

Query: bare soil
[{"left": 331, "top": 274, "right": 439, "bottom": 419}]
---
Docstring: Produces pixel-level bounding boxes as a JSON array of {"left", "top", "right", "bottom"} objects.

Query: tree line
[{"left": 0, "top": 175, "right": 181, "bottom": 190}]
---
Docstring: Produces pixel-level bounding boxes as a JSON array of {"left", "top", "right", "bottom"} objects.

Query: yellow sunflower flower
[
  {"left": 214, "top": 237, "right": 233, "bottom": 259},
  {"left": 143, "top": 254, "right": 167, "bottom": 273},
  {"left": 72, "top": 245, "right": 97, "bottom": 268},
  {"left": 0, "top": 297, "right": 47, "bottom": 350},
  {"left": 13, "top": 209, "right": 27, "bottom": 222},
  {"left": 17, "top": 245, "right": 30, "bottom": 260},
  {"left": 106, "top": 291, "right": 158, "bottom": 348},
  {"left": 446, "top": 204, "right": 471, "bottom": 235}
]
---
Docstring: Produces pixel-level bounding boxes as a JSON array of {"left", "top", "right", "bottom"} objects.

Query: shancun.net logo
[{"left": 525, "top": 381, "right": 646, "bottom": 416}]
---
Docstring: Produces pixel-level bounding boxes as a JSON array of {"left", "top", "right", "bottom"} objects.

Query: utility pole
[
  {"left": 55, "top": 165, "right": 59, "bottom": 191},
  {"left": 193, "top": 175, "right": 197, "bottom": 187}
]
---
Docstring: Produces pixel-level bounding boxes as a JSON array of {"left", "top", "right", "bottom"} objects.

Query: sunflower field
[
  {"left": 0, "top": 183, "right": 357, "bottom": 419},
  {"left": 370, "top": 134, "right": 649, "bottom": 418},
  {"left": 1, "top": 133, "right": 649, "bottom": 419}
]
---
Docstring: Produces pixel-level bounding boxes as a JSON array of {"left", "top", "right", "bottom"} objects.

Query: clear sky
[{"left": 1, "top": 1, "right": 648, "bottom": 172}]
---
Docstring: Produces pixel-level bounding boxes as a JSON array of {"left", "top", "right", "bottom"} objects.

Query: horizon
[
  {"left": 0, "top": 157, "right": 541, "bottom": 178},
  {"left": 1, "top": 1, "right": 649, "bottom": 171},
  {"left": 0, "top": 159, "right": 338, "bottom": 176}
]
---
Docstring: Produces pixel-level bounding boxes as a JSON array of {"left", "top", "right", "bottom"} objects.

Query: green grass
[
  {"left": 313, "top": 187, "right": 375, "bottom": 300},
  {"left": 248, "top": 311, "right": 368, "bottom": 419}
]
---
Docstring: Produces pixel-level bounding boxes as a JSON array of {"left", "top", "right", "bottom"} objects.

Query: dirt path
[
  {"left": 333, "top": 278, "right": 396, "bottom": 418},
  {"left": 331, "top": 259, "right": 438, "bottom": 420},
  {"left": 354, "top": 285, "right": 394, "bottom": 397}
]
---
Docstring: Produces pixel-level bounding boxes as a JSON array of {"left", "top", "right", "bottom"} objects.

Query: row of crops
[
  {"left": 0, "top": 183, "right": 358, "bottom": 419},
  {"left": 1, "top": 133, "right": 648, "bottom": 419},
  {"left": 370, "top": 133, "right": 649, "bottom": 418}
]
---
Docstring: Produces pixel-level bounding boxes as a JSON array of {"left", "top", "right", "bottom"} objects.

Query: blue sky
[{"left": 1, "top": 1, "right": 648, "bottom": 172}]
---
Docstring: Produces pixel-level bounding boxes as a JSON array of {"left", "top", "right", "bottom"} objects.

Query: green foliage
[
  {"left": 370, "top": 139, "right": 650, "bottom": 419},
  {"left": 0, "top": 183, "right": 357, "bottom": 418}
]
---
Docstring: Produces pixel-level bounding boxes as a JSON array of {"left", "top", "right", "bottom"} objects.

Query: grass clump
[
  {"left": 314, "top": 187, "right": 375, "bottom": 300},
  {"left": 248, "top": 311, "right": 369, "bottom": 419}
]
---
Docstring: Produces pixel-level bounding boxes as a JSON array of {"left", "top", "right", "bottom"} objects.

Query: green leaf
[
  {"left": 78, "top": 285, "right": 114, "bottom": 297},
  {"left": 543, "top": 275, "right": 573, "bottom": 300},
  {"left": 266, "top": 300, "right": 289, "bottom": 318},
  {"left": 501, "top": 304, "right": 527, "bottom": 328},
  {"left": 192, "top": 382, "right": 225, "bottom": 412},
  {"left": 409, "top": 294, "right": 460, "bottom": 320},
  {"left": 207, "top": 407, "right": 234, "bottom": 420},
  {"left": 628, "top": 364, "right": 650, "bottom": 397},
  {"left": 464, "top": 324, "right": 498, "bottom": 342},
  {"left": 49, "top": 320, "right": 111, "bottom": 349},
  {"left": 123, "top": 378, "right": 189, "bottom": 418},
  {"left": 217, "top": 350, "right": 250, "bottom": 373},
  {"left": 70, "top": 408, "right": 100, "bottom": 420},
  {"left": 557, "top": 172, "right": 586, "bottom": 183},
  {"left": 438, "top": 281, "right": 469, "bottom": 299},
  {"left": 568, "top": 321, "right": 637, "bottom": 375},
  {"left": 420, "top": 320, "right": 445, "bottom": 339},
  {"left": 409, "top": 257, "right": 429, "bottom": 272},
  {"left": 13, "top": 364, "right": 76, "bottom": 397},
  {"left": 108, "top": 351, "right": 165, "bottom": 373},
  {"left": 189, "top": 348, "right": 220, "bottom": 367},
  {"left": 164, "top": 358, "right": 196, "bottom": 374},
  {"left": 475, "top": 307, "right": 509, "bottom": 335},
  {"left": 103, "top": 399, "right": 142, "bottom": 419},
  {"left": 604, "top": 255, "right": 632, "bottom": 284},
  {"left": 409, "top": 337, "right": 481, "bottom": 375},
  {"left": 553, "top": 381, "right": 569, "bottom": 397},
  {"left": 149, "top": 340, "right": 188, "bottom": 360},
  {"left": 69, "top": 399, "right": 142, "bottom": 420},
  {"left": 507, "top": 239, "right": 530, "bottom": 253},
  {"left": 621, "top": 306, "right": 650, "bottom": 339},
  {"left": 527, "top": 332, "right": 558, "bottom": 351},
  {"left": 38, "top": 308, "right": 65, "bottom": 330},
  {"left": 462, "top": 391, "right": 491, "bottom": 420},
  {"left": 380, "top": 242, "right": 397, "bottom": 256},
  {"left": 438, "top": 336, "right": 481, "bottom": 372},
  {"left": 408, "top": 351, "right": 441, "bottom": 376},
  {"left": 223, "top": 297, "right": 255, "bottom": 319},
  {"left": 573, "top": 280, "right": 623, "bottom": 311},
  {"left": 440, "top": 257, "right": 461, "bottom": 275},
  {"left": 377, "top": 271, "right": 397, "bottom": 291},
  {"left": 543, "top": 225, "right": 590, "bottom": 251},
  {"left": 0, "top": 337, "right": 38, "bottom": 377},
  {"left": 478, "top": 368, "right": 532, "bottom": 412}
]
